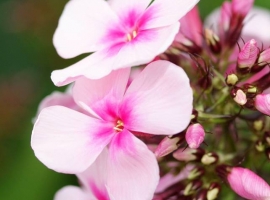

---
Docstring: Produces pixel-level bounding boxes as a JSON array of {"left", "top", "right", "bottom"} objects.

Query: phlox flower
[
  {"left": 31, "top": 60, "right": 193, "bottom": 200},
  {"left": 52, "top": 0, "right": 199, "bottom": 86}
]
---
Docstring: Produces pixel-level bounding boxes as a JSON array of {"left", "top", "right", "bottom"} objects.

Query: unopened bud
[
  {"left": 226, "top": 74, "right": 238, "bottom": 86},
  {"left": 155, "top": 136, "right": 181, "bottom": 158},
  {"left": 255, "top": 140, "right": 265, "bottom": 152},
  {"left": 232, "top": 88, "right": 247, "bottom": 105},
  {"left": 205, "top": 28, "right": 221, "bottom": 54},
  {"left": 258, "top": 48, "right": 270, "bottom": 67},
  {"left": 173, "top": 148, "right": 205, "bottom": 162},
  {"left": 187, "top": 166, "right": 205, "bottom": 180},
  {"left": 207, "top": 182, "right": 221, "bottom": 200},
  {"left": 253, "top": 120, "right": 264, "bottom": 132},
  {"left": 184, "top": 180, "right": 203, "bottom": 196},
  {"left": 194, "top": 189, "right": 207, "bottom": 200},
  {"left": 244, "top": 84, "right": 258, "bottom": 98},
  {"left": 237, "top": 39, "right": 259, "bottom": 74},
  {"left": 185, "top": 123, "right": 205, "bottom": 149},
  {"left": 201, "top": 152, "right": 219, "bottom": 165}
]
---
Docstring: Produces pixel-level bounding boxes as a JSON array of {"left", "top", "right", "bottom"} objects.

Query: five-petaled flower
[
  {"left": 32, "top": 60, "right": 193, "bottom": 200},
  {"left": 52, "top": 0, "right": 199, "bottom": 86}
]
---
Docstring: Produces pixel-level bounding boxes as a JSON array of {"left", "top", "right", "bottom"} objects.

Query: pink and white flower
[
  {"left": 227, "top": 167, "right": 270, "bottom": 200},
  {"left": 52, "top": 0, "right": 199, "bottom": 86},
  {"left": 32, "top": 60, "right": 193, "bottom": 199}
]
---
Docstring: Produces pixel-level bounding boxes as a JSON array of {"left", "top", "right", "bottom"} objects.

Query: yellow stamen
[
  {"left": 113, "top": 120, "right": 124, "bottom": 132},
  {"left": 132, "top": 30, "right": 137, "bottom": 38},
  {"left": 127, "top": 33, "right": 132, "bottom": 42}
]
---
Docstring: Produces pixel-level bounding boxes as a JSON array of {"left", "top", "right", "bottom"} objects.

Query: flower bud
[
  {"left": 255, "top": 140, "right": 265, "bottom": 152},
  {"left": 226, "top": 74, "right": 239, "bottom": 86},
  {"left": 201, "top": 152, "right": 219, "bottom": 165},
  {"left": 232, "top": 88, "right": 247, "bottom": 105},
  {"left": 207, "top": 182, "right": 221, "bottom": 200},
  {"left": 255, "top": 93, "right": 270, "bottom": 116},
  {"left": 173, "top": 148, "right": 205, "bottom": 162},
  {"left": 205, "top": 28, "right": 221, "bottom": 54},
  {"left": 237, "top": 39, "right": 259, "bottom": 74},
  {"left": 187, "top": 166, "right": 205, "bottom": 180},
  {"left": 155, "top": 136, "right": 181, "bottom": 158},
  {"left": 253, "top": 120, "right": 264, "bottom": 132},
  {"left": 258, "top": 48, "right": 270, "bottom": 67},
  {"left": 183, "top": 180, "right": 203, "bottom": 196},
  {"left": 244, "top": 84, "right": 258, "bottom": 98},
  {"left": 194, "top": 189, "right": 207, "bottom": 200},
  {"left": 185, "top": 123, "right": 205, "bottom": 149},
  {"left": 227, "top": 167, "right": 270, "bottom": 200}
]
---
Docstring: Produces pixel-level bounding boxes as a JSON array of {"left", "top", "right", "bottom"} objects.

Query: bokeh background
[{"left": 0, "top": 0, "right": 269, "bottom": 199}]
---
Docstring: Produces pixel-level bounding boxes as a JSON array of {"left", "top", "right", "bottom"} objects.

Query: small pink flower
[
  {"left": 255, "top": 93, "right": 270, "bottom": 116},
  {"left": 227, "top": 167, "right": 270, "bottom": 200},
  {"left": 52, "top": 0, "right": 199, "bottom": 86},
  {"left": 237, "top": 39, "right": 259, "bottom": 71},
  {"left": 185, "top": 123, "right": 205, "bottom": 149},
  {"left": 32, "top": 60, "right": 193, "bottom": 199}
]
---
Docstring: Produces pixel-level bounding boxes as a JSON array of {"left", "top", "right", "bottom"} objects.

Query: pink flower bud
[
  {"left": 227, "top": 167, "right": 270, "bottom": 200},
  {"left": 237, "top": 39, "right": 259, "bottom": 73},
  {"left": 185, "top": 123, "right": 205, "bottom": 149},
  {"left": 255, "top": 93, "right": 270, "bottom": 115},
  {"left": 219, "top": 1, "right": 232, "bottom": 34},
  {"left": 154, "top": 136, "right": 181, "bottom": 158},
  {"left": 258, "top": 48, "right": 270, "bottom": 66},
  {"left": 233, "top": 89, "right": 247, "bottom": 105},
  {"left": 232, "top": 0, "right": 254, "bottom": 17},
  {"left": 173, "top": 148, "right": 204, "bottom": 162}
]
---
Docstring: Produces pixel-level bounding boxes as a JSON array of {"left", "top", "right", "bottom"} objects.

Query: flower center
[
  {"left": 113, "top": 120, "right": 124, "bottom": 132},
  {"left": 126, "top": 30, "right": 137, "bottom": 42}
]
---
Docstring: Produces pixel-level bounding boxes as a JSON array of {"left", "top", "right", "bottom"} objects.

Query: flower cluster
[{"left": 31, "top": 0, "right": 270, "bottom": 199}]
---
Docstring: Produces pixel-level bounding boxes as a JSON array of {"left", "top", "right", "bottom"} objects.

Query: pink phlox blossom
[
  {"left": 31, "top": 60, "right": 193, "bottom": 200},
  {"left": 52, "top": 0, "right": 199, "bottom": 86}
]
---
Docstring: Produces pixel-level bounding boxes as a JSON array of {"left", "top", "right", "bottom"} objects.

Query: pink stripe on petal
[
  {"left": 107, "top": 130, "right": 159, "bottom": 200},
  {"left": 31, "top": 106, "right": 114, "bottom": 174},
  {"left": 122, "top": 60, "right": 193, "bottom": 135}
]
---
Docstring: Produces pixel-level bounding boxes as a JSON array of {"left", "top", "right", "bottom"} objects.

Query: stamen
[
  {"left": 132, "top": 30, "right": 137, "bottom": 38},
  {"left": 113, "top": 120, "right": 124, "bottom": 132},
  {"left": 127, "top": 33, "right": 132, "bottom": 42}
]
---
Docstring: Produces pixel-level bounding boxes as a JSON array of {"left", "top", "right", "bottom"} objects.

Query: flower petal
[
  {"left": 73, "top": 68, "right": 130, "bottom": 114},
  {"left": 54, "top": 186, "right": 94, "bottom": 200},
  {"left": 77, "top": 149, "right": 110, "bottom": 200},
  {"left": 121, "top": 60, "right": 193, "bottom": 135},
  {"left": 53, "top": 0, "right": 118, "bottom": 59},
  {"left": 107, "top": 129, "right": 159, "bottom": 200},
  {"left": 31, "top": 106, "right": 114, "bottom": 173},
  {"left": 51, "top": 24, "right": 179, "bottom": 86},
  {"left": 141, "top": 0, "right": 199, "bottom": 29}
]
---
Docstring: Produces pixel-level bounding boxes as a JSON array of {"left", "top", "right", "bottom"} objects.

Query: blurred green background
[{"left": 0, "top": 0, "right": 269, "bottom": 199}]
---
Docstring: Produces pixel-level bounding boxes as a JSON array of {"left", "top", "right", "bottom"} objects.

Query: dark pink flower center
[{"left": 113, "top": 119, "right": 124, "bottom": 132}]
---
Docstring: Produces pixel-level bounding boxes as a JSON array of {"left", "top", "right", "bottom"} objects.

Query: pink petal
[
  {"left": 77, "top": 149, "right": 110, "bottom": 200},
  {"left": 255, "top": 93, "right": 270, "bottom": 116},
  {"left": 51, "top": 24, "right": 179, "bottom": 86},
  {"left": 121, "top": 60, "right": 193, "bottom": 135},
  {"left": 228, "top": 167, "right": 270, "bottom": 200},
  {"left": 73, "top": 68, "right": 130, "bottom": 116},
  {"left": 141, "top": 0, "right": 199, "bottom": 29},
  {"left": 31, "top": 106, "right": 114, "bottom": 174},
  {"left": 53, "top": 0, "right": 118, "bottom": 59},
  {"left": 107, "top": 129, "right": 159, "bottom": 200},
  {"left": 54, "top": 186, "right": 94, "bottom": 200}
]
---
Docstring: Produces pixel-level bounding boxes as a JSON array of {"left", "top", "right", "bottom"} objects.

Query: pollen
[
  {"left": 126, "top": 30, "right": 138, "bottom": 42},
  {"left": 113, "top": 120, "right": 124, "bottom": 132}
]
